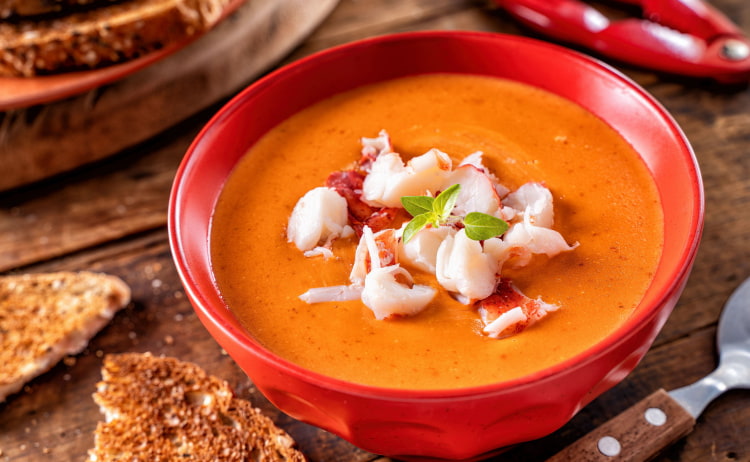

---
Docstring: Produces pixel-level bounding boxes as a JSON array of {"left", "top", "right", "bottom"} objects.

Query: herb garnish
[{"left": 400, "top": 184, "right": 508, "bottom": 243}]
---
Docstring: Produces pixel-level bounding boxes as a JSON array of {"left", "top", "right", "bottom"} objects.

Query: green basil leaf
[
  {"left": 401, "top": 195, "right": 434, "bottom": 217},
  {"left": 433, "top": 184, "right": 461, "bottom": 220},
  {"left": 463, "top": 212, "right": 509, "bottom": 241},
  {"left": 402, "top": 213, "right": 432, "bottom": 244}
]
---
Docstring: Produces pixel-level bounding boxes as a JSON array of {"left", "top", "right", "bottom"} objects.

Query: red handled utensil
[{"left": 493, "top": 0, "right": 750, "bottom": 83}]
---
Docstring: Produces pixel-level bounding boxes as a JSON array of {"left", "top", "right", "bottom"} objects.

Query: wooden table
[{"left": 1, "top": 1, "right": 749, "bottom": 461}]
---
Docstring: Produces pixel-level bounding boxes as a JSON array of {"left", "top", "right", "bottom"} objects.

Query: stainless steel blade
[{"left": 669, "top": 276, "right": 750, "bottom": 417}]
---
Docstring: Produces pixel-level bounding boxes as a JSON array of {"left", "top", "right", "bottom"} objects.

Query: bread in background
[
  {"left": 0, "top": 0, "right": 236, "bottom": 76},
  {"left": 0, "top": 0, "right": 122, "bottom": 19},
  {"left": 89, "top": 352, "right": 306, "bottom": 461}
]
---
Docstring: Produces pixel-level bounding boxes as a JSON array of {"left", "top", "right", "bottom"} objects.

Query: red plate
[{"left": 0, "top": 0, "right": 245, "bottom": 111}]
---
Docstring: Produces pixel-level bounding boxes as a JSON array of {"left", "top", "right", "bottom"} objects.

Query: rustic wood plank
[
  {"left": 283, "top": 0, "right": 520, "bottom": 63},
  {"left": 0, "top": 119, "right": 195, "bottom": 272}
]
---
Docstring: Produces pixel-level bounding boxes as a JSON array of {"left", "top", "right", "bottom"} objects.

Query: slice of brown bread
[
  {"left": 0, "top": 271, "right": 130, "bottom": 402},
  {"left": 0, "top": 0, "right": 122, "bottom": 19},
  {"left": 0, "top": 0, "right": 235, "bottom": 76},
  {"left": 89, "top": 352, "right": 306, "bottom": 461}
]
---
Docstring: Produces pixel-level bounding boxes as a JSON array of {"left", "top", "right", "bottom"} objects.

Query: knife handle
[{"left": 548, "top": 389, "right": 696, "bottom": 462}]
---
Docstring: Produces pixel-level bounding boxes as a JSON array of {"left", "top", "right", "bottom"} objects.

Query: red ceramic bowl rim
[{"left": 169, "top": 30, "right": 704, "bottom": 400}]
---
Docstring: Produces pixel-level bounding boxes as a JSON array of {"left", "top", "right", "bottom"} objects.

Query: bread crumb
[
  {"left": 164, "top": 335, "right": 174, "bottom": 345},
  {"left": 63, "top": 356, "right": 76, "bottom": 367}
]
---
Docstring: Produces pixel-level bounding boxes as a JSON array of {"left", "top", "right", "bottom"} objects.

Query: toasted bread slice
[
  {"left": 0, "top": 0, "right": 122, "bottom": 19},
  {"left": 0, "top": 271, "right": 130, "bottom": 403},
  {"left": 0, "top": 0, "right": 235, "bottom": 76},
  {"left": 89, "top": 352, "right": 306, "bottom": 461}
]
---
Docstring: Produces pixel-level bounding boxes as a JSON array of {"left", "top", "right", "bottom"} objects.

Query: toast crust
[
  {"left": 90, "top": 353, "right": 306, "bottom": 461},
  {"left": 0, "top": 0, "right": 122, "bottom": 19},
  {"left": 0, "top": 0, "right": 234, "bottom": 76},
  {"left": 0, "top": 271, "right": 131, "bottom": 402}
]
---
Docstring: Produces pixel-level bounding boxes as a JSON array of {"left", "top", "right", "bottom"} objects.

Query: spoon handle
[{"left": 547, "top": 389, "right": 695, "bottom": 462}]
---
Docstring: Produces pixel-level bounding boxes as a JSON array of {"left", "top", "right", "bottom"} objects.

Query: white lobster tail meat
[
  {"left": 350, "top": 227, "right": 398, "bottom": 285},
  {"left": 287, "top": 187, "right": 352, "bottom": 252},
  {"left": 299, "top": 285, "right": 363, "bottom": 304},
  {"left": 483, "top": 216, "right": 576, "bottom": 269},
  {"left": 360, "top": 129, "right": 393, "bottom": 166},
  {"left": 482, "top": 307, "right": 528, "bottom": 338},
  {"left": 447, "top": 164, "right": 505, "bottom": 219},
  {"left": 361, "top": 265, "right": 436, "bottom": 320},
  {"left": 355, "top": 227, "right": 436, "bottom": 319},
  {"left": 436, "top": 229, "right": 498, "bottom": 303},
  {"left": 458, "top": 151, "right": 510, "bottom": 198},
  {"left": 482, "top": 238, "right": 533, "bottom": 269},
  {"left": 503, "top": 214, "right": 578, "bottom": 259},
  {"left": 477, "top": 279, "right": 560, "bottom": 339},
  {"left": 504, "top": 182, "right": 554, "bottom": 228},
  {"left": 362, "top": 148, "right": 452, "bottom": 208},
  {"left": 398, "top": 224, "right": 457, "bottom": 274}
]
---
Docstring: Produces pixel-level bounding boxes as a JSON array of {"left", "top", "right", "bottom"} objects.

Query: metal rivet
[
  {"left": 720, "top": 39, "right": 750, "bottom": 61},
  {"left": 598, "top": 436, "right": 622, "bottom": 457},
  {"left": 645, "top": 407, "right": 667, "bottom": 426}
]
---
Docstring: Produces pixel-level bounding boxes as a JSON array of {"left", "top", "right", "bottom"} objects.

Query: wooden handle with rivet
[{"left": 547, "top": 389, "right": 696, "bottom": 462}]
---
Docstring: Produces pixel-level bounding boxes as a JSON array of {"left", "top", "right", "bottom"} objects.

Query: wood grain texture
[
  {"left": 0, "top": 0, "right": 749, "bottom": 461},
  {"left": 546, "top": 390, "right": 695, "bottom": 462}
]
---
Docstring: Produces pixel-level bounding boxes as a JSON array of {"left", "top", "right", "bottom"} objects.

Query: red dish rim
[{"left": 169, "top": 30, "right": 704, "bottom": 400}]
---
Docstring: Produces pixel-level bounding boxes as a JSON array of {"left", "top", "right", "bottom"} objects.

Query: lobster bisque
[{"left": 210, "top": 74, "right": 664, "bottom": 390}]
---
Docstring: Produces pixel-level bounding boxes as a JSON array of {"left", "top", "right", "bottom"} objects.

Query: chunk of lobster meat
[
  {"left": 398, "top": 224, "right": 457, "bottom": 274},
  {"left": 504, "top": 182, "right": 554, "bottom": 228},
  {"left": 326, "top": 170, "right": 371, "bottom": 218},
  {"left": 446, "top": 164, "right": 511, "bottom": 220},
  {"left": 287, "top": 187, "right": 352, "bottom": 252},
  {"left": 350, "top": 227, "right": 398, "bottom": 285},
  {"left": 361, "top": 265, "right": 437, "bottom": 320},
  {"left": 502, "top": 214, "right": 578, "bottom": 261},
  {"left": 326, "top": 170, "right": 398, "bottom": 234},
  {"left": 458, "top": 151, "right": 510, "bottom": 198},
  {"left": 476, "top": 278, "right": 559, "bottom": 339},
  {"left": 482, "top": 237, "right": 529, "bottom": 269},
  {"left": 359, "top": 130, "right": 393, "bottom": 170},
  {"left": 361, "top": 208, "right": 399, "bottom": 235},
  {"left": 435, "top": 229, "right": 499, "bottom": 303},
  {"left": 362, "top": 148, "right": 453, "bottom": 208},
  {"left": 299, "top": 285, "right": 363, "bottom": 304}
]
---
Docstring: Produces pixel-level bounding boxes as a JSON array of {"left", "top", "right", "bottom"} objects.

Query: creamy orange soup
[{"left": 210, "top": 74, "right": 663, "bottom": 389}]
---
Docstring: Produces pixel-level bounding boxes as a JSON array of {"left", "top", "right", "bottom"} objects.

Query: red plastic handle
[{"left": 494, "top": 0, "right": 750, "bottom": 83}]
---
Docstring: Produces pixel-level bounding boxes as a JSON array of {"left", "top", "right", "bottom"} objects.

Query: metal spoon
[{"left": 548, "top": 277, "right": 750, "bottom": 461}]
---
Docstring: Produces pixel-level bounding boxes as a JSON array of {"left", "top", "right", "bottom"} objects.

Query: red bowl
[{"left": 168, "top": 31, "right": 703, "bottom": 460}]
